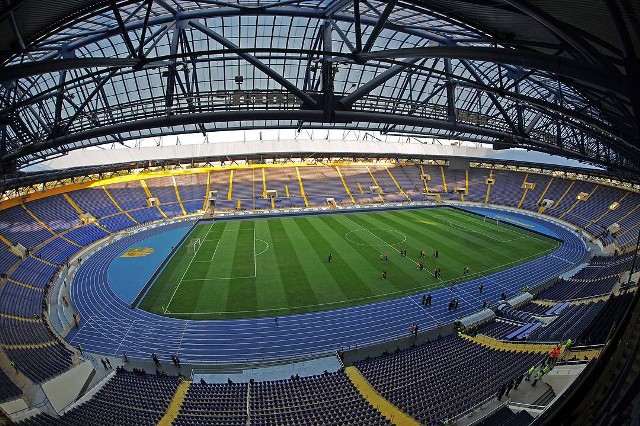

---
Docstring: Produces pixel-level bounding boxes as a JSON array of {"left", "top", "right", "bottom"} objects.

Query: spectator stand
[{"left": 0, "top": 167, "right": 635, "bottom": 426}]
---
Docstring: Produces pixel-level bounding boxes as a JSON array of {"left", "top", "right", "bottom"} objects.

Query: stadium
[{"left": 0, "top": 0, "right": 638, "bottom": 425}]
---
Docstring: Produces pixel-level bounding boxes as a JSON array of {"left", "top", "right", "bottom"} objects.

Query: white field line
[
  {"left": 185, "top": 228, "right": 257, "bottom": 277},
  {"left": 168, "top": 212, "right": 560, "bottom": 315},
  {"left": 448, "top": 221, "right": 528, "bottom": 243},
  {"left": 342, "top": 214, "right": 420, "bottom": 267},
  {"left": 169, "top": 244, "right": 558, "bottom": 316},
  {"left": 164, "top": 223, "right": 214, "bottom": 313}
]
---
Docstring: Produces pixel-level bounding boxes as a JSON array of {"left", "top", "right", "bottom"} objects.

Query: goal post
[
  {"left": 186, "top": 237, "right": 202, "bottom": 255},
  {"left": 483, "top": 215, "right": 500, "bottom": 226}
]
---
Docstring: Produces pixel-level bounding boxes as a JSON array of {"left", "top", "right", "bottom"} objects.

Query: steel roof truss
[
  {"left": 189, "top": 19, "right": 317, "bottom": 108},
  {"left": 362, "top": 0, "right": 397, "bottom": 53}
]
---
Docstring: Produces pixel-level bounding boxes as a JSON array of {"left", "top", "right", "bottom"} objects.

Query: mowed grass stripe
[
  {"left": 171, "top": 222, "right": 232, "bottom": 313},
  {"left": 334, "top": 214, "right": 434, "bottom": 291},
  {"left": 205, "top": 222, "right": 240, "bottom": 279},
  {"left": 269, "top": 219, "right": 320, "bottom": 311},
  {"left": 351, "top": 212, "right": 464, "bottom": 285},
  {"left": 228, "top": 221, "right": 257, "bottom": 278},
  {"left": 385, "top": 209, "right": 512, "bottom": 276},
  {"left": 426, "top": 209, "right": 555, "bottom": 269},
  {"left": 224, "top": 221, "right": 258, "bottom": 314},
  {"left": 254, "top": 220, "right": 289, "bottom": 313},
  {"left": 185, "top": 274, "right": 231, "bottom": 314},
  {"left": 410, "top": 208, "right": 520, "bottom": 248},
  {"left": 441, "top": 209, "right": 560, "bottom": 253},
  {"left": 398, "top": 209, "right": 533, "bottom": 262},
  {"left": 142, "top": 208, "right": 559, "bottom": 319},
  {"left": 443, "top": 209, "right": 540, "bottom": 241},
  {"left": 342, "top": 210, "right": 477, "bottom": 279},
  {"left": 285, "top": 217, "right": 349, "bottom": 302},
  {"left": 138, "top": 223, "right": 211, "bottom": 312},
  {"left": 302, "top": 216, "right": 383, "bottom": 300},
  {"left": 314, "top": 215, "right": 405, "bottom": 298}
]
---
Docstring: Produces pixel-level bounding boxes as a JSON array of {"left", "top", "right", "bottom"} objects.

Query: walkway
[
  {"left": 345, "top": 366, "right": 419, "bottom": 426},
  {"left": 461, "top": 334, "right": 559, "bottom": 355},
  {"left": 157, "top": 380, "right": 190, "bottom": 426}
]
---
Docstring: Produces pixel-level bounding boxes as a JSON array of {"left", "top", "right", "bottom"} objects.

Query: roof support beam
[
  {"left": 137, "top": 0, "right": 154, "bottom": 58},
  {"left": 6, "top": 109, "right": 629, "bottom": 170},
  {"left": 155, "top": 0, "right": 177, "bottom": 15},
  {"left": 4, "top": 0, "right": 26, "bottom": 51},
  {"left": 302, "top": 28, "right": 323, "bottom": 92},
  {"left": 339, "top": 57, "right": 421, "bottom": 108},
  {"left": 460, "top": 60, "right": 518, "bottom": 134},
  {"left": 3, "top": 45, "right": 621, "bottom": 100},
  {"left": 444, "top": 58, "right": 456, "bottom": 122},
  {"left": 0, "top": 58, "right": 139, "bottom": 83},
  {"left": 298, "top": 28, "right": 324, "bottom": 131},
  {"left": 1, "top": 54, "right": 625, "bottom": 148},
  {"left": 164, "top": 23, "right": 181, "bottom": 113},
  {"left": 327, "top": 19, "right": 355, "bottom": 53},
  {"left": 10, "top": 115, "right": 36, "bottom": 144},
  {"left": 382, "top": 58, "right": 441, "bottom": 134},
  {"left": 0, "top": 0, "right": 27, "bottom": 23},
  {"left": 353, "top": 0, "right": 362, "bottom": 53},
  {"left": 96, "top": 81, "right": 116, "bottom": 125},
  {"left": 181, "top": 30, "right": 206, "bottom": 136},
  {"left": 0, "top": 124, "right": 6, "bottom": 157},
  {"left": 322, "top": 21, "right": 335, "bottom": 121},
  {"left": 109, "top": 0, "right": 138, "bottom": 58},
  {"left": 605, "top": 0, "right": 640, "bottom": 132},
  {"left": 525, "top": 92, "right": 555, "bottom": 134},
  {"left": 502, "top": 0, "right": 612, "bottom": 69},
  {"left": 53, "top": 69, "right": 67, "bottom": 136},
  {"left": 514, "top": 81, "right": 524, "bottom": 135},
  {"left": 324, "top": 0, "right": 352, "bottom": 17},
  {"left": 357, "top": 46, "right": 627, "bottom": 94},
  {"left": 188, "top": 19, "right": 317, "bottom": 108},
  {"left": 61, "top": 69, "right": 119, "bottom": 134},
  {"left": 362, "top": 0, "right": 397, "bottom": 53},
  {"left": 8, "top": 82, "right": 52, "bottom": 134}
]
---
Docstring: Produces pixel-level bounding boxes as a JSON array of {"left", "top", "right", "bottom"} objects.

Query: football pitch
[{"left": 139, "top": 207, "right": 559, "bottom": 319}]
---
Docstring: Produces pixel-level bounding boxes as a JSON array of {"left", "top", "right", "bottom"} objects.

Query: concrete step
[{"left": 533, "top": 387, "right": 555, "bottom": 406}]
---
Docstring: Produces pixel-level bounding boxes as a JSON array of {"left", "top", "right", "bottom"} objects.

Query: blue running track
[{"left": 67, "top": 208, "right": 588, "bottom": 364}]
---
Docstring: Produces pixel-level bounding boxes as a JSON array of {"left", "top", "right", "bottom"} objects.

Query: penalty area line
[{"left": 164, "top": 223, "right": 214, "bottom": 314}]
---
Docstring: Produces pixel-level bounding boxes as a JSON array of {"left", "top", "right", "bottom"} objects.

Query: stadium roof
[
  {"left": 27, "top": 138, "right": 602, "bottom": 172},
  {"left": 0, "top": 0, "right": 638, "bottom": 179}
]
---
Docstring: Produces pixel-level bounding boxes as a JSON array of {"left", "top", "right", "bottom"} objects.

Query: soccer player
[{"left": 328, "top": 253, "right": 333, "bottom": 262}]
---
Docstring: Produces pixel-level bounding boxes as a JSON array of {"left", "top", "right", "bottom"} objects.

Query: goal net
[
  {"left": 483, "top": 216, "right": 500, "bottom": 226},
  {"left": 186, "top": 237, "right": 202, "bottom": 254}
]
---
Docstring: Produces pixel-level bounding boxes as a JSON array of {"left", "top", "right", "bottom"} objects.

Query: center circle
[{"left": 345, "top": 229, "right": 407, "bottom": 247}]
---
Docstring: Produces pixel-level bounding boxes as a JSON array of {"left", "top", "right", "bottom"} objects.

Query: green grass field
[{"left": 139, "top": 207, "right": 559, "bottom": 319}]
